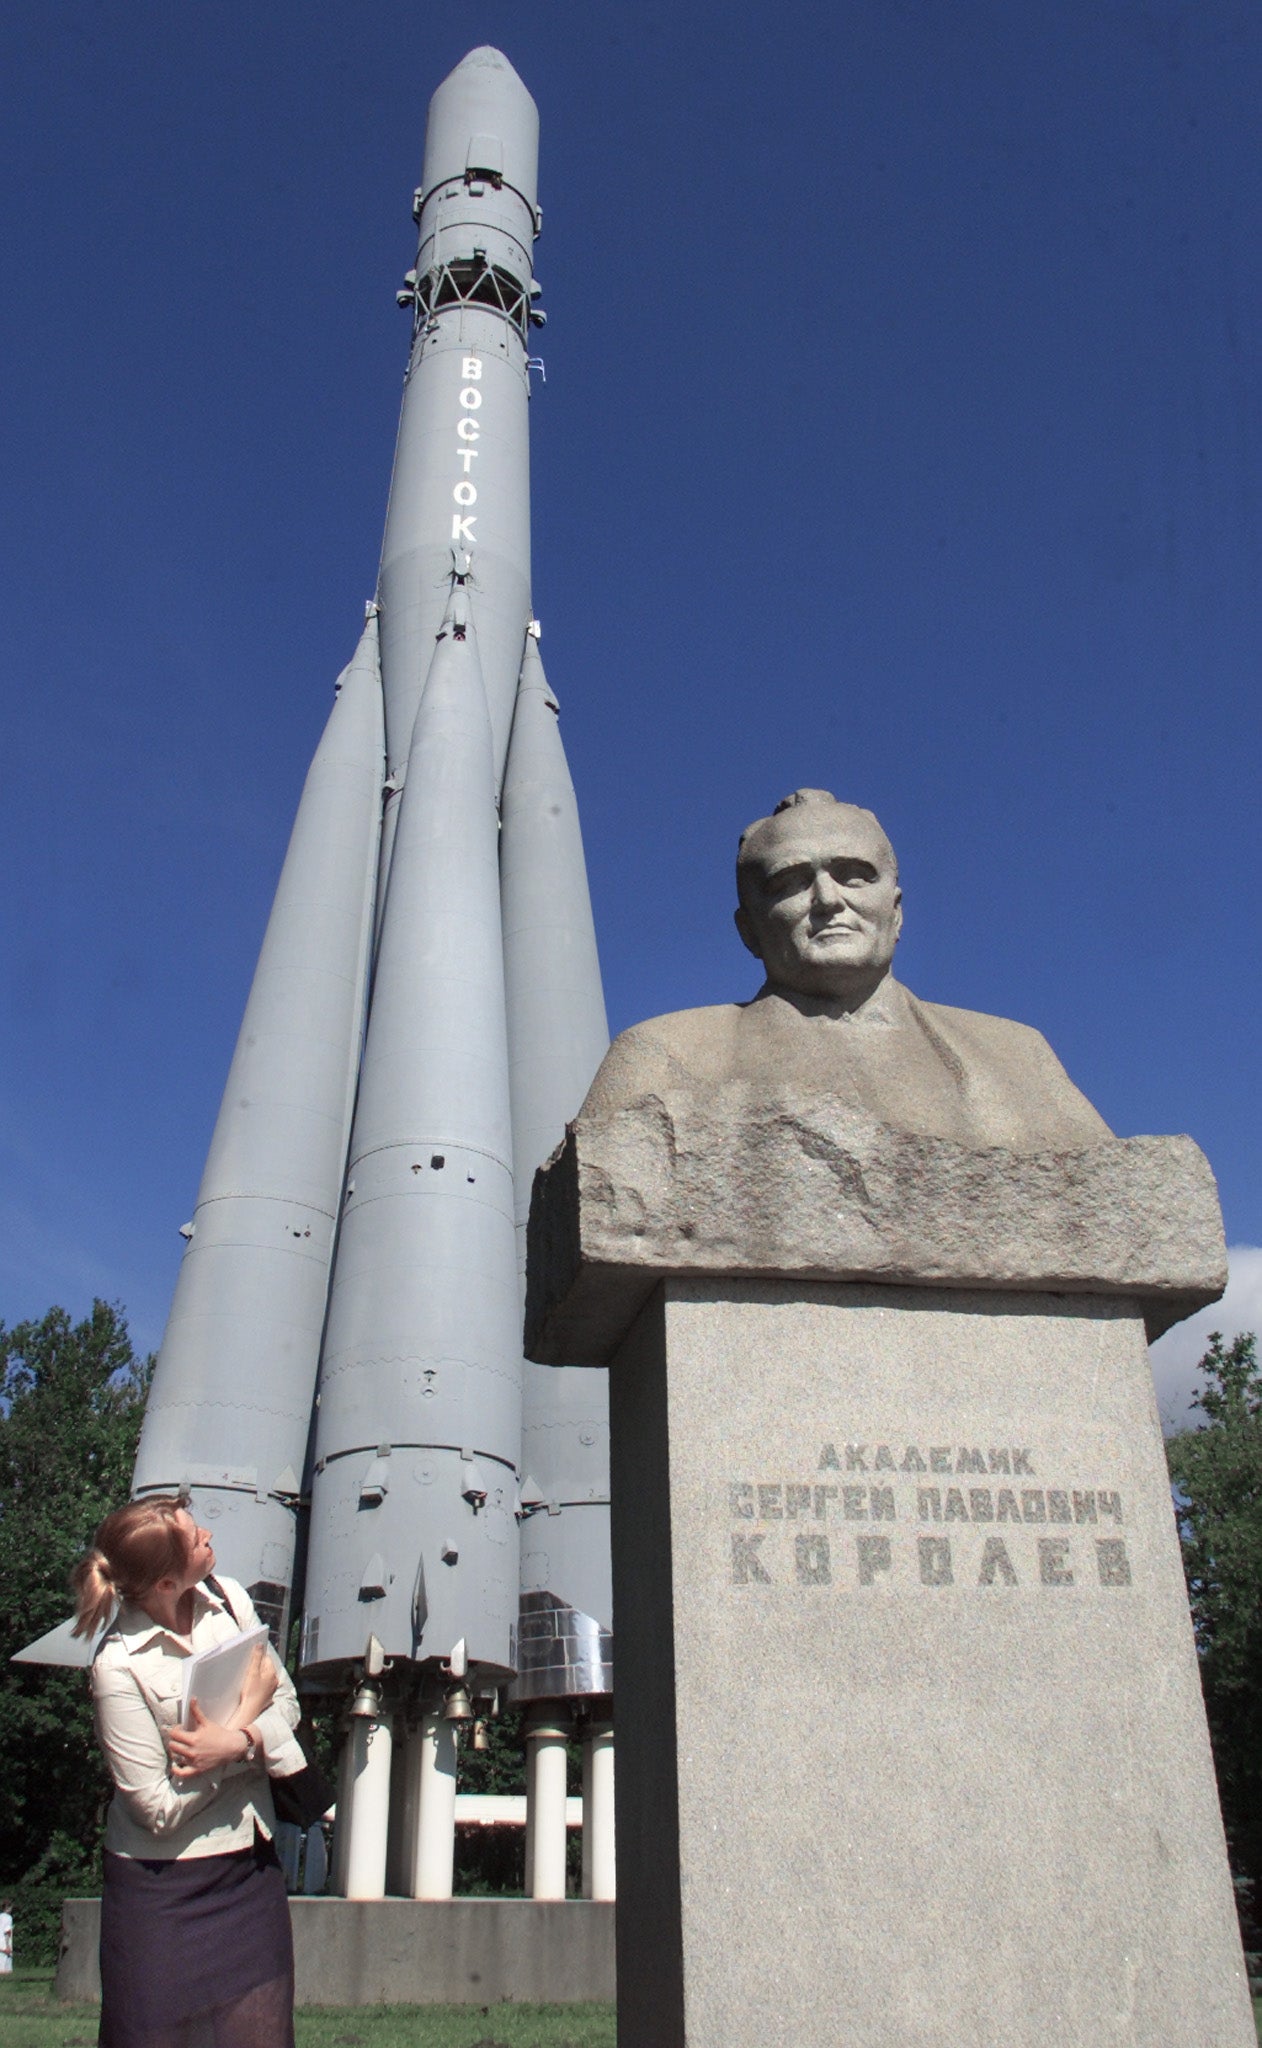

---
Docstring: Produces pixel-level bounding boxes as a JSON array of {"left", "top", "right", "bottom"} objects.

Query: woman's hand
[
  {"left": 230, "top": 1644, "right": 280, "bottom": 1731},
  {"left": 165, "top": 1648, "right": 279, "bottom": 1779},
  {"left": 166, "top": 1702, "right": 252, "bottom": 1780}
]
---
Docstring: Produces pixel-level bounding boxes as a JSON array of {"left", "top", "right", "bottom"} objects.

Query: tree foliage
[
  {"left": 1166, "top": 1330, "right": 1262, "bottom": 1925},
  {"left": 0, "top": 1301, "right": 150, "bottom": 1958}
]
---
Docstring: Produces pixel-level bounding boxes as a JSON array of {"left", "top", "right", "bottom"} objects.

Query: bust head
[{"left": 735, "top": 789, "right": 902, "bottom": 1005}]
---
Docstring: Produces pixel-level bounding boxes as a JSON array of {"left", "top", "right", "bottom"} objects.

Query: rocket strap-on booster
[
  {"left": 500, "top": 637, "right": 613, "bottom": 1700},
  {"left": 132, "top": 615, "right": 384, "bottom": 1643}
]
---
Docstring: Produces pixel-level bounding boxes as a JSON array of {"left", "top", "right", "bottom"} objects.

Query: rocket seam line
[
  {"left": 316, "top": 1441, "right": 518, "bottom": 1474},
  {"left": 349, "top": 1141, "right": 512, "bottom": 1168}
]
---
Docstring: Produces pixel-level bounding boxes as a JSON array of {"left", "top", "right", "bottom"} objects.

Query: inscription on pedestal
[{"left": 729, "top": 1441, "right": 1133, "bottom": 1590}]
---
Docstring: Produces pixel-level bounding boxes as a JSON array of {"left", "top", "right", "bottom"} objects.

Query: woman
[{"left": 72, "top": 1496, "right": 305, "bottom": 2047}]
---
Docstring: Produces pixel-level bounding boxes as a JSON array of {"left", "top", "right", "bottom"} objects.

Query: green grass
[
  {"left": 295, "top": 2007, "right": 614, "bottom": 2047},
  {"left": 0, "top": 1972, "right": 616, "bottom": 2048},
  {"left": 3, "top": 1973, "right": 1257, "bottom": 2045}
]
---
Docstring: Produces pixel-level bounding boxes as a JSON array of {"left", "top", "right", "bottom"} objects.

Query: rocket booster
[
  {"left": 500, "top": 634, "right": 609, "bottom": 1245},
  {"left": 303, "top": 577, "right": 522, "bottom": 1679},
  {"left": 133, "top": 615, "right": 384, "bottom": 1640},
  {"left": 501, "top": 635, "right": 613, "bottom": 1700}
]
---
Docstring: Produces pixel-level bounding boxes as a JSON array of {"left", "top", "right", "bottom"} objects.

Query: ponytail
[
  {"left": 69, "top": 1497, "right": 190, "bottom": 1637},
  {"left": 70, "top": 1548, "right": 120, "bottom": 1639}
]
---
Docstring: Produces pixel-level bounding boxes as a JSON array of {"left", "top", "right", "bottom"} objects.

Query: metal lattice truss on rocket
[{"left": 132, "top": 51, "right": 613, "bottom": 1730}]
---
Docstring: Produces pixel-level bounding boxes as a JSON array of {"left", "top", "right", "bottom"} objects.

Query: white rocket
[{"left": 122, "top": 48, "right": 614, "bottom": 1899}]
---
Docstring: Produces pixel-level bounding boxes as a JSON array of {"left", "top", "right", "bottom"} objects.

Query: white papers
[{"left": 179, "top": 1624, "right": 269, "bottom": 1727}]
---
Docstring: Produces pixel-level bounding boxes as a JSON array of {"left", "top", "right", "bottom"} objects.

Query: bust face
[{"left": 735, "top": 803, "right": 902, "bottom": 1002}]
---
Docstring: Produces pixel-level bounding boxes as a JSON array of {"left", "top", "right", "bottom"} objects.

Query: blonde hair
[{"left": 70, "top": 1496, "right": 191, "bottom": 1638}]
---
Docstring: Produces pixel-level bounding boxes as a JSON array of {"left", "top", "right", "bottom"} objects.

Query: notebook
[{"left": 179, "top": 1623, "right": 269, "bottom": 1727}]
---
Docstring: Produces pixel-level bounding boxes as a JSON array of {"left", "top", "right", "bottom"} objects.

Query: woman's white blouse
[{"left": 92, "top": 1576, "right": 305, "bottom": 1860}]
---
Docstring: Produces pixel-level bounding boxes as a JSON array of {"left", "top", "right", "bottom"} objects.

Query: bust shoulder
[
  {"left": 904, "top": 990, "right": 1112, "bottom": 1145},
  {"left": 907, "top": 990, "right": 1080, "bottom": 1073},
  {"left": 910, "top": 993, "right": 1050, "bottom": 1050},
  {"left": 614, "top": 1004, "right": 748, "bottom": 1053},
  {"left": 581, "top": 1005, "right": 747, "bottom": 1116}
]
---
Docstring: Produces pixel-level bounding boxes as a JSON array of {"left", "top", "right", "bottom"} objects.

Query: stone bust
[{"left": 581, "top": 787, "right": 1111, "bottom": 1152}]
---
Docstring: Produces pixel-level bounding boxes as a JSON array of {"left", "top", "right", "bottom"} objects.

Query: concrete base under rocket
[{"left": 57, "top": 1896, "right": 616, "bottom": 2006}]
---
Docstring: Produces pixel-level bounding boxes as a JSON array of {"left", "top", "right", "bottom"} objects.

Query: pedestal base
[{"left": 610, "top": 1279, "right": 1252, "bottom": 2048}]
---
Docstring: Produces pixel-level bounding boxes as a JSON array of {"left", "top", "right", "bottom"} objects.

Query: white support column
[
  {"left": 525, "top": 1711, "right": 570, "bottom": 1901},
  {"left": 582, "top": 1721, "right": 616, "bottom": 1901},
  {"left": 341, "top": 1708, "right": 393, "bottom": 1900},
  {"left": 409, "top": 1712, "right": 458, "bottom": 1901}
]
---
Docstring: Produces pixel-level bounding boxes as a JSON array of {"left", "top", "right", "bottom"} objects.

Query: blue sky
[{"left": 2, "top": 1, "right": 1258, "bottom": 1398}]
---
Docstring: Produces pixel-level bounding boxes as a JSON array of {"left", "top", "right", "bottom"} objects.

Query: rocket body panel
[
  {"left": 378, "top": 324, "right": 531, "bottom": 789},
  {"left": 513, "top": 1371, "right": 613, "bottom": 1706},
  {"left": 305, "top": 604, "right": 522, "bottom": 1679},
  {"left": 349, "top": 622, "right": 513, "bottom": 1167},
  {"left": 500, "top": 637, "right": 613, "bottom": 1702},
  {"left": 517, "top": 1361, "right": 613, "bottom": 1700},
  {"left": 133, "top": 617, "right": 385, "bottom": 1637}
]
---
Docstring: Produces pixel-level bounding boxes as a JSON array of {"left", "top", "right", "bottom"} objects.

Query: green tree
[
  {"left": 0, "top": 1301, "right": 150, "bottom": 1959},
  {"left": 1166, "top": 1330, "right": 1262, "bottom": 1942}
]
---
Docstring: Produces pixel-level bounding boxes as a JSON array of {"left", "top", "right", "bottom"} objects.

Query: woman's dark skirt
[{"left": 99, "top": 1832, "right": 294, "bottom": 2048}]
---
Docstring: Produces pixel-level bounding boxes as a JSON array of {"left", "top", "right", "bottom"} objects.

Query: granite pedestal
[{"left": 528, "top": 1099, "right": 1252, "bottom": 2048}]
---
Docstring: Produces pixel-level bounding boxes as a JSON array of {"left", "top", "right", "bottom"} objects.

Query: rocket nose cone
[
  {"left": 450, "top": 45, "right": 526, "bottom": 85},
  {"left": 422, "top": 45, "right": 539, "bottom": 209}
]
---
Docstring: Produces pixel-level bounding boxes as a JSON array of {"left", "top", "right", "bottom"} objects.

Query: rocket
[{"left": 97, "top": 48, "right": 615, "bottom": 1898}]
